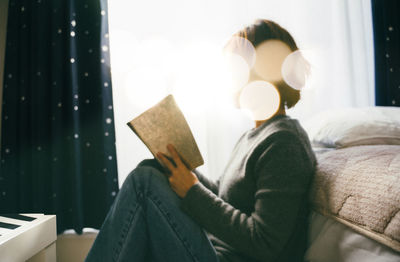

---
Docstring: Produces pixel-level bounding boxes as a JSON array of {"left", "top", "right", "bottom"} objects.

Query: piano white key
[
  {"left": 20, "top": 213, "right": 46, "bottom": 220},
  {"left": 0, "top": 227, "right": 13, "bottom": 237},
  {"left": 0, "top": 216, "right": 26, "bottom": 227}
]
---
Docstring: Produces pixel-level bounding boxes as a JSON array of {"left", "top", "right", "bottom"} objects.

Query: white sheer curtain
[{"left": 108, "top": 0, "right": 374, "bottom": 186}]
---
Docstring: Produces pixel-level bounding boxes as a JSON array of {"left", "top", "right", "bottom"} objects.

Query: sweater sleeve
[
  {"left": 180, "top": 133, "right": 314, "bottom": 261},
  {"left": 192, "top": 169, "right": 219, "bottom": 195}
]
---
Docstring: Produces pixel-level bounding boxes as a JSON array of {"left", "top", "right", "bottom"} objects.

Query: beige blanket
[{"left": 309, "top": 145, "right": 400, "bottom": 252}]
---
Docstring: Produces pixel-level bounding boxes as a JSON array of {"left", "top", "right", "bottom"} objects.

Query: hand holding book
[{"left": 156, "top": 144, "right": 200, "bottom": 198}]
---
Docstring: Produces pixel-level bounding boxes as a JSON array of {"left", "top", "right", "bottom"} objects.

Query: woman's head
[
  {"left": 225, "top": 19, "right": 305, "bottom": 111},
  {"left": 235, "top": 19, "right": 298, "bottom": 51}
]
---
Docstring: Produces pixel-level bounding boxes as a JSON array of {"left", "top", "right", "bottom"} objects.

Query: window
[{"left": 108, "top": 0, "right": 374, "bottom": 185}]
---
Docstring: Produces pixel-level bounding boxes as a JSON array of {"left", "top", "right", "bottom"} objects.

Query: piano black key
[
  {"left": 1, "top": 214, "right": 36, "bottom": 222},
  {"left": 0, "top": 221, "right": 20, "bottom": 229}
]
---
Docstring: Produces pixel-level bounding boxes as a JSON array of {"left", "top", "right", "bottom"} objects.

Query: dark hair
[{"left": 234, "top": 19, "right": 301, "bottom": 109}]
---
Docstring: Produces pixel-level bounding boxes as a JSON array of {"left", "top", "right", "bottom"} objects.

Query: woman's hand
[{"left": 157, "top": 144, "right": 199, "bottom": 198}]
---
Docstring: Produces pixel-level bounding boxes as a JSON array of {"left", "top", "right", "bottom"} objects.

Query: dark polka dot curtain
[
  {"left": 0, "top": 0, "right": 119, "bottom": 234},
  {"left": 372, "top": 0, "right": 400, "bottom": 107}
]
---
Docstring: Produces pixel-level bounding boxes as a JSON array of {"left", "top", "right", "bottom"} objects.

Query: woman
[{"left": 86, "top": 19, "right": 316, "bottom": 262}]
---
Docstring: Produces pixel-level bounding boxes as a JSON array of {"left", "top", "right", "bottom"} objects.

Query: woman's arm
[
  {"left": 156, "top": 145, "right": 221, "bottom": 196},
  {"left": 192, "top": 132, "right": 247, "bottom": 196},
  {"left": 192, "top": 169, "right": 219, "bottom": 195},
  {"left": 180, "top": 133, "right": 315, "bottom": 261}
]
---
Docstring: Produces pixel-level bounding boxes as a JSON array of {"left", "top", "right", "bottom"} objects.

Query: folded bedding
[
  {"left": 304, "top": 106, "right": 400, "bottom": 148},
  {"left": 309, "top": 145, "right": 400, "bottom": 252}
]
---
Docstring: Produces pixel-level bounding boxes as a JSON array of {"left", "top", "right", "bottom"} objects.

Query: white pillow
[{"left": 303, "top": 107, "right": 400, "bottom": 148}]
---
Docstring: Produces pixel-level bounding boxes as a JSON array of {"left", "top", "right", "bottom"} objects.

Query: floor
[{"left": 56, "top": 232, "right": 97, "bottom": 262}]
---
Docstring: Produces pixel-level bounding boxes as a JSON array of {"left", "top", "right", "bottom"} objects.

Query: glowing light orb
[
  {"left": 109, "top": 29, "right": 139, "bottom": 72},
  {"left": 123, "top": 67, "right": 168, "bottom": 109},
  {"left": 253, "top": 40, "right": 292, "bottom": 82},
  {"left": 224, "top": 36, "right": 256, "bottom": 68},
  {"left": 223, "top": 53, "right": 250, "bottom": 93},
  {"left": 239, "top": 81, "right": 280, "bottom": 121},
  {"left": 281, "top": 50, "right": 310, "bottom": 90},
  {"left": 137, "top": 36, "right": 173, "bottom": 69},
  {"left": 171, "top": 41, "right": 245, "bottom": 112},
  {"left": 172, "top": 42, "right": 220, "bottom": 112}
]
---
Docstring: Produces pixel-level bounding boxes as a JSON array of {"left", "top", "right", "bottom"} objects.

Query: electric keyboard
[{"left": 0, "top": 214, "right": 56, "bottom": 262}]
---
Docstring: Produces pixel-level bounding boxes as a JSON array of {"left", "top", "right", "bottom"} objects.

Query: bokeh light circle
[
  {"left": 223, "top": 53, "right": 250, "bottom": 93},
  {"left": 253, "top": 40, "right": 292, "bottom": 82},
  {"left": 281, "top": 50, "right": 310, "bottom": 90},
  {"left": 239, "top": 81, "right": 281, "bottom": 121},
  {"left": 223, "top": 36, "right": 256, "bottom": 69},
  {"left": 123, "top": 67, "right": 168, "bottom": 109},
  {"left": 109, "top": 29, "right": 139, "bottom": 73}
]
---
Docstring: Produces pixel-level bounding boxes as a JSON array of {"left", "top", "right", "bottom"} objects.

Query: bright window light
[{"left": 108, "top": 0, "right": 374, "bottom": 185}]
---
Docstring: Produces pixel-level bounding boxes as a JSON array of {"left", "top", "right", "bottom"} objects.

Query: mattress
[
  {"left": 309, "top": 145, "right": 400, "bottom": 252},
  {"left": 305, "top": 211, "right": 400, "bottom": 262}
]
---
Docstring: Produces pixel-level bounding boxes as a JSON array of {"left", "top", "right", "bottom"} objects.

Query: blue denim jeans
[{"left": 85, "top": 160, "right": 219, "bottom": 262}]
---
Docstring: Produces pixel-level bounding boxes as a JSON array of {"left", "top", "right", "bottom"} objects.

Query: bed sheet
[{"left": 305, "top": 211, "right": 400, "bottom": 262}]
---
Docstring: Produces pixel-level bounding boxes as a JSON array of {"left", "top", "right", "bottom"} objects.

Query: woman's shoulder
[
  {"left": 254, "top": 116, "right": 316, "bottom": 162},
  {"left": 257, "top": 115, "right": 307, "bottom": 142},
  {"left": 239, "top": 115, "right": 314, "bottom": 162}
]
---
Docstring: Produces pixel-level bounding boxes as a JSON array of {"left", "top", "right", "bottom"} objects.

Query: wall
[{"left": 0, "top": 0, "right": 9, "bottom": 146}]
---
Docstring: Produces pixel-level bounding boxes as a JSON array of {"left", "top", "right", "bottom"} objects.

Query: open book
[{"left": 127, "top": 95, "right": 204, "bottom": 170}]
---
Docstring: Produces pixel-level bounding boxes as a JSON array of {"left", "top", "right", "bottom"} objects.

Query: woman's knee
[
  {"left": 127, "top": 165, "right": 169, "bottom": 192},
  {"left": 137, "top": 158, "right": 164, "bottom": 172}
]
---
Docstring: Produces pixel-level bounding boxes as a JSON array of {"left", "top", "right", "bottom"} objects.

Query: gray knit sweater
[{"left": 181, "top": 115, "right": 316, "bottom": 262}]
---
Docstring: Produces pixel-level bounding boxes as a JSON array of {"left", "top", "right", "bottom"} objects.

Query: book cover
[{"left": 127, "top": 95, "right": 204, "bottom": 170}]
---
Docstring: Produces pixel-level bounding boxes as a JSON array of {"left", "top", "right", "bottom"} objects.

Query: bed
[{"left": 302, "top": 107, "right": 400, "bottom": 262}]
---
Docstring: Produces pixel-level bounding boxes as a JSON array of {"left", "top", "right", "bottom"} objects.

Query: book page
[{"left": 127, "top": 95, "right": 204, "bottom": 170}]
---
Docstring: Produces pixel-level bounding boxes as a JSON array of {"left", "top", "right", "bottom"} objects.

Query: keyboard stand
[{"left": 0, "top": 214, "right": 57, "bottom": 262}]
